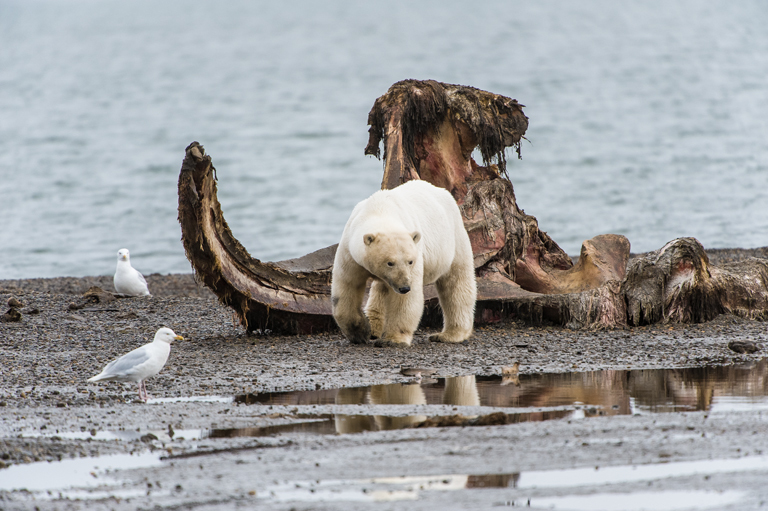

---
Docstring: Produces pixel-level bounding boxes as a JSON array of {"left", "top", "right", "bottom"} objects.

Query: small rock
[
  {"left": 140, "top": 433, "right": 159, "bottom": 443},
  {"left": 84, "top": 286, "right": 116, "bottom": 304},
  {"left": 8, "top": 297, "right": 23, "bottom": 308},
  {"left": 728, "top": 340, "right": 759, "bottom": 354},
  {"left": 1, "top": 308, "right": 21, "bottom": 322}
]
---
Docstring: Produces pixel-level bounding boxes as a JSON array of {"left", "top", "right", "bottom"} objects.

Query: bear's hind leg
[
  {"left": 364, "top": 280, "right": 387, "bottom": 339},
  {"left": 429, "top": 264, "right": 477, "bottom": 344}
]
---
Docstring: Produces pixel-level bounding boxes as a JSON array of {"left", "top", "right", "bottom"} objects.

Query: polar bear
[{"left": 331, "top": 180, "right": 477, "bottom": 346}]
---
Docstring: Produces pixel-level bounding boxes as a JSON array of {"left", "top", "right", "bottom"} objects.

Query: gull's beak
[{"left": 175, "top": 335, "right": 184, "bottom": 341}]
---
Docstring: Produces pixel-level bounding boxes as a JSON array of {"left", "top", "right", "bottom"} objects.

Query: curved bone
[{"left": 178, "top": 142, "right": 336, "bottom": 334}]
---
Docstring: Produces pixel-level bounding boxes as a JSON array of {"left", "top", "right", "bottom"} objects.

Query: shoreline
[{"left": 3, "top": 246, "right": 767, "bottom": 296}]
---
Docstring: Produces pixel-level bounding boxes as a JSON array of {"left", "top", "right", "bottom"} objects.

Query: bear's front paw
[
  {"left": 344, "top": 320, "right": 372, "bottom": 345},
  {"left": 428, "top": 332, "right": 470, "bottom": 344}
]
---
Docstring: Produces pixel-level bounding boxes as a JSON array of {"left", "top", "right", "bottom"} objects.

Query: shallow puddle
[
  {"left": 258, "top": 455, "right": 768, "bottom": 505},
  {"left": 237, "top": 359, "right": 768, "bottom": 416},
  {"left": 520, "top": 490, "right": 745, "bottom": 510},
  {"left": 216, "top": 360, "right": 768, "bottom": 435},
  {"left": 0, "top": 452, "right": 161, "bottom": 493}
]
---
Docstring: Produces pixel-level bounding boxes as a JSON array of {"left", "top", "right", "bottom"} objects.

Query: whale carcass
[{"left": 177, "top": 80, "right": 768, "bottom": 334}]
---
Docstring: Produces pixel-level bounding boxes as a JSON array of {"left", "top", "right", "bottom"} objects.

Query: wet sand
[{"left": 1, "top": 249, "right": 767, "bottom": 509}]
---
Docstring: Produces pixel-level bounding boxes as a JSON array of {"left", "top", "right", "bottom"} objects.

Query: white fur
[{"left": 331, "top": 180, "right": 477, "bottom": 346}]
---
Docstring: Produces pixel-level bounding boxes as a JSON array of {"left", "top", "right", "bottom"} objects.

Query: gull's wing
[
  {"left": 97, "top": 345, "right": 153, "bottom": 379},
  {"left": 136, "top": 270, "right": 147, "bottom": 286}
]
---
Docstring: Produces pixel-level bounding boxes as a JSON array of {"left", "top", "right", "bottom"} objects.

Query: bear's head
[{"left": 363, "top": 231, "right": 421, "bottom": 294}]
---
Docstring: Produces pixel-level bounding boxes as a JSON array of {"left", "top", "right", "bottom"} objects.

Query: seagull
[
  {"left": 87, "top": 327, "right": 183, "bottom": 402},
  {"left": 114, "top": 248, "right": 150, "bottom": 296}
]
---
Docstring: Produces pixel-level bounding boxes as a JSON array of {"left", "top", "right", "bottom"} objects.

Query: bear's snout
[{"left": 397, "top": 286, "right": 411, "bottom": 294}]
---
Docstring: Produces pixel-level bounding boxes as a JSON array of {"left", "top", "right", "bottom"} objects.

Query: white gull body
[
  {"left": 87, "top": 327, "right": 183, "bottom": 402},
  {"left": 114, "top": 248, "right": 150, "bottom": 296}
]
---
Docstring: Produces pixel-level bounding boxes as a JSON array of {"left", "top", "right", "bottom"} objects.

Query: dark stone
[
  {"left": 140, "top": 433, "right": 159, "bottom": 443},
  {"left": 728, "top": 340, "right": 760, "bottom": 354},
  {"left": 1, "top": 308, "right": 21, "bottom": 322}
]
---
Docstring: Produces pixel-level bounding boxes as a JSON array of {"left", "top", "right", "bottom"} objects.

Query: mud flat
[{"left": 1, "top": 252, "right": 767, "bottom": 510}]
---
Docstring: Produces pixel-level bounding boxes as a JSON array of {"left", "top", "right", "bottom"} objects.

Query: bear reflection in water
[{"left": 335, "top": 375, "right": 480, "bottom": 434}]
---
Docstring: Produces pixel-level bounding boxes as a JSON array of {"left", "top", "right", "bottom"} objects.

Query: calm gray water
[{"left": 1, "top": 0, "right": 766, "bottom": 279}]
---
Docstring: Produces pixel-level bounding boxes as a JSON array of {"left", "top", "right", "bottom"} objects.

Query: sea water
[{"left": 1, "top": 0, "right": 766, "bottom": 279}]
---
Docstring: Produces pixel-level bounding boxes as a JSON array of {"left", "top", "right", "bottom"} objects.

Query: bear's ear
[
  {"left": 363, "top": 234, "right": 376, "bottom": 246},
  {"left": 411, "top": 231, "right": 421, "bottom": 244}
]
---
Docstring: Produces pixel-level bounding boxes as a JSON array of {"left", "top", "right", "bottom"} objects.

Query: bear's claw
[
  {"left": 428, "top": 332, "right": 470, "bottom": 344},
  {"left": 347, "top": 333, "right": 370, "bottom": 345},
  {"left": 372, "top": 338, "right": 409, "bottom": 348}
]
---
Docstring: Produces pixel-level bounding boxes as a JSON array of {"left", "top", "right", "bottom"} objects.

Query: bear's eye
[
  {"left": 387, "top": 262, "right": 394, "bottom": 267},
  {"left": 408, "top": 261, "right": 413, "bottom": 265}
]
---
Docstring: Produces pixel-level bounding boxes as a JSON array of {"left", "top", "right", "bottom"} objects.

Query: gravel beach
[{"left": 1, "top": 248, "right": 767, "bottom": 509}]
